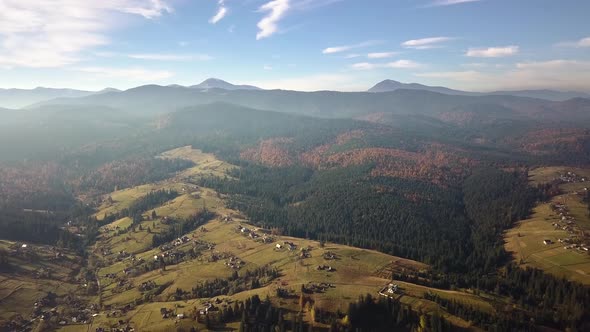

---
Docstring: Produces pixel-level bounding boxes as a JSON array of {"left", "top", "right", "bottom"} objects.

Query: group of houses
[
  {"left": 303, "top": 282, "right": 335, "bottom": 294},
  {"left": 236, "top": 224, "right": 275, "bottom": 244},
  {"left": 379, "top": 283, "right": 402, "bottom": 298},
  {"left": 323, "top": 251, "right": 337, "bottom": 260},
  {"left": 316, "top": 264, "right": 335, "bottom": 272},
  {"left": 225, "top": 255, "right": 245, "bottom": 270},
  {"left": 549, "top": 201, "right": 589, "bottom": 253},
  {"left": 33, "top": 295, "right": 100, "bottom": 328},
  {"left": 558, "top": 171, "right": 587, "bottom": 183},
  {"left": 138, "top": 280, "right": 158, "bottom": 292},
  {"left": 275, "top": 241, "right": 297, "bottom": 251}
]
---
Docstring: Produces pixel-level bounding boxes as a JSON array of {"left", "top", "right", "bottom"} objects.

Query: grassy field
[
  {"left": 94, "top": 147, "right": 234, "bottom": 221},
  {"left": 90, "top": 215, "right": 495, "bottom": 331},
  {"left": 158, "top": 146, "right": 236, "bottom": 180},
  {"left": 505, "top": 167, "right": 590, "bottom": 284}
]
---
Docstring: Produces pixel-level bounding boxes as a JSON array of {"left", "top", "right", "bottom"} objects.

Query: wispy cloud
[
  {"left": 256, "top": 0, "right": 291, "bottom": 40},
  {"left": 555, "top": 36, "right": 590, "bottom": 48},
  {"left": 322, "top": 40, "right": 382, "bottom": 54},
  {"left": 425, "top": 0, "right": 482, "bottom": 7},
  {"left": 466, "top": 45, "right": 519, "bottom": 57},
  {"left": 120, "top": 0, "right": 172, "bottom": 18},
  {"left": 367, "top": 52, "right": 398, "bottom": 59},
  {"left": 209, "top": 0, "right": 228, "bottom": 24},
  {"left": 402, "top": 37, "right": 453, "bottom": 49},
  {"left": 128, "top": 54, "right": 213, "bottom": 61},
  {"left": 0, "top": 1, "right": 173, "bottom": 68},
  {"left": 351, "top": 60, "right": 422, "bottom": 70},
  {"left": 75, "top": 66, "right": 174, "bottom": 81}
]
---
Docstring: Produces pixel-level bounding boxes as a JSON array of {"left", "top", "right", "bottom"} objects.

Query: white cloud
[
  {"left": 129, "top": 54, "right": 213, "bottom": 61},
  {"left": 466, "top": 45, "right": 519, "bottom": 57},
  {"left": 402, "top": 37, "right": 453, "bottom": 49},
  {"left": 425, "top": 0, "right": 481, "bottom": 7},
  {"left": 367, "top": 52, "right": 398, "bottom": 59},
  {"left": 351, "top": 60, "right": 422, "bottom": 70},
  {"left": 209, "top": 0, "right": 228, "bottom": 24},
  {"left": 256, "top": 0, "right": 290, "bottom": 40},
  {"left": 75, "top": 66, "right": 174, "bottom": 81},
  {"left": 0, "top": 0, "right": 173, "bottom": 68},
  {"left": 322, "top": 40, "right": 382, "bottom": 54},
  {"left": 555, "top": 36, "right": 590, "bottom": 48},
  {"left": 263, "top": 65, "right": 273, "bottom": 70},
  {"left": 120, "top": 0, "right": 172, "bottom": 19}
]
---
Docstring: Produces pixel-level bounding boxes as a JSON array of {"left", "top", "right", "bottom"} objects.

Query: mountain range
[
  {"left": 368, "top": 79, "right": 590, "bottom": 101},
  {"left": 2, "top": 78, "right": 589, "bottom": 112}
]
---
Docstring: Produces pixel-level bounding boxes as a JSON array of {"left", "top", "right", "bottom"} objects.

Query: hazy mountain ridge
[
  {"left": 189, "top": 78, "right": 261, "bottom": 90},
  {"left": 369, "top": 79, "right": 590, "bottom": 101},
  {"left": 0, "top": 87, "right": 98, "bottom": 109},
  {"left": 31, "top": 84, "right": 590, "bottom": 124}
]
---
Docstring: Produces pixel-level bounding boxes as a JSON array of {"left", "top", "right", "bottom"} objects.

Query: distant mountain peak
[
  {"left": 97, "top": 87, "right": 121, "bottom": 94},
  {"left": 191, "top": 78, "right": 261, "bottom": 91}
]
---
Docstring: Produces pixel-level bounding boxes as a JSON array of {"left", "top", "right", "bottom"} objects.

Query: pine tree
[{"left": 299, "top": 293, "right": 305, "bottom": 312}]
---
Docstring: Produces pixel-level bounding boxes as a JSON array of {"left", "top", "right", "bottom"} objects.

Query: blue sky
[{"left": 0, "top": 0, "right": 589, "bottom": 92}]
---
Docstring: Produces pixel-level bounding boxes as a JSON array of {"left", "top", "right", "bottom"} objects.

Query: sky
[{"left": 0, "top": 0, "right": 589, "bottom": 92}]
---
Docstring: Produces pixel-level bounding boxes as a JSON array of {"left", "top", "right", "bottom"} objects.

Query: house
[
  {"left": 284, "top": 241, "right": 297, "bottom": 251},
  {"left": 199, "top": 303, "right": 218, "bottom": 315},
  {"left": 387, "top": 284, "right": 399, "bottom": 294},
  {"left": 160, "top": 308, "right": 171, "bottom": 318}
]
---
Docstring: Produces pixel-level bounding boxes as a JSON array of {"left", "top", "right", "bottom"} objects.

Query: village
[
  {"left": 544, "top": 171, "right": 590, "bottom": 253},
  {"left": 547, "top": 200, "right": 590, "bottom": 252}
]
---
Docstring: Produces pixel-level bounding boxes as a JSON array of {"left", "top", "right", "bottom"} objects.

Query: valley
[
  {"left": 0, "top": 83, "right": 589, "bottom": 331},
  {"left": 505, "top": 167, "right": 590, "bottom": 284},
  {"left": 1, "top": 146, "right": 564, "bottom": 332}
]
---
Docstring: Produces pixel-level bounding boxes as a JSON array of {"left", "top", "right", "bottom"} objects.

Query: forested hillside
[{"left": 0, "top": 95, "right": 589, "bottom": 330}]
